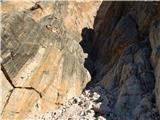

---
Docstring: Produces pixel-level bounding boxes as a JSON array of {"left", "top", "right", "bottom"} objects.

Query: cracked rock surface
[
  {"left": 1, "top": 1, "right": 101, "bottom": 119},
  {"left": 28, "top": 86, "right": 108, "bottom": 120},
  {"left": 1, "top": 1, "right": 160, "bottom": 120}
]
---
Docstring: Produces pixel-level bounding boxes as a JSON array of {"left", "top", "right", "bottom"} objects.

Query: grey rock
[{"left": 150, "top": 21, "right": 160, "bottom": 113}]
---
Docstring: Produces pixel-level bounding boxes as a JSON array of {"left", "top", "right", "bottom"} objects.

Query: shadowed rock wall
[
  {"left": 80, "top": 1, "right": 160, "bottom": 120},
  {"left": 1, "top": 1, "right": 160, "bottom": 120}
]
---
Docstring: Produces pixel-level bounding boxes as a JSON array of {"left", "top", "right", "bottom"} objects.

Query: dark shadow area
[
  {"left": 79, "top": 1, "right": 160, "bottom": 120},
  {"left": 79, "top": 28, "right": 94, "bottom": 75},
  {"left": 79, "top": 1, "right": 126, "bottom": 90},
  {"left": 79, "top": 27, "right": 97, "bottom": 89},
  {"left": 79, "top": 26, "right": 113, "bottom": 119}
]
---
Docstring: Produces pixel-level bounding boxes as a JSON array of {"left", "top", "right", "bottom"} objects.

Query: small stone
[
  {"left": 97, "top": 116, "right": 106, "bottom": 120},
  {"left": 84, "top": 90, "right": 91, "bottom": 96},
  {"left": 62, "top": 108, "right": 66, "bottom": 112},
  {"left": 78, "top": 101, "right": 83, "bottom": 106},
  {"left": 92, "top": 92, "right": 100, "bottom": 101},
  {"left": 93, "top": 102, "right": 101, "bottom": 112},
  {"left": 86, "top": 110, "right": 95, "bottom": 117},
  {"left": 80, "top": 111, "right": 85, "bottom": 116}
]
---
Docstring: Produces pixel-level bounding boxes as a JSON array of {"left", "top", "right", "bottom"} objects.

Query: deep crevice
[
  {"left": 15, "top": 87, "right": 42, "bottom": 98},
  {"left": 1, "top": 64, "right": 42, "bottom": 98},
  {"left": 1, "top": 64, "right": 15, "bottom": 88},
  {"left": 1, "top": 89, "right": 14, "bottom": 115},
  {"left": 79, "top": 1, "right": 160, "bottom": 119},
  {"left": 29, "top": 2, "right": 43, "bottom": 11}
]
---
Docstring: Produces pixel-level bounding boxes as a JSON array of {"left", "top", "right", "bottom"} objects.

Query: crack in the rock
[
  {"left": 1, "top": 64, "right": 42, "bottom": 98},
  {"left": 0, "top": 87, "right": 42, "bottom": 116},
  {"left": 1, "top": 64, "right": 42, "bottom": 114},
  {"left": 30, "top": 2, "right": 43, "bottom": 11},
  {"left": 1, "top": 64, "right": 15, "bottom": 88},
  {"left": 15, "top": 87, "right": 42, "bottom": 98},
  {"left": 1, "top": 89, "right": 14, "bottom": 115}
]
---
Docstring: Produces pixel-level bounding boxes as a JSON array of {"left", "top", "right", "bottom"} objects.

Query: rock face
[
  {"left": 1, "top": 1, "right": 160, "bottom": 120},
  {"left": 30, "top": 87, "right": 106, "bottom": 120},
  {"left": 80, "top": 1, "right": 160, "bottom": 120},
  {"left": 1, "top": 1, "right": 101, "bottom": 119},
  {"left": 150, "top": 21, "right": 160, "bottom": 113}
]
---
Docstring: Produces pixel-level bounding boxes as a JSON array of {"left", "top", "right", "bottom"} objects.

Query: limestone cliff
[
  {"left": 1, "top": 1, "right": 101, "bottom": 119},
  {"left": 1, "top": 1, "right": 160, "bottom": 120}
]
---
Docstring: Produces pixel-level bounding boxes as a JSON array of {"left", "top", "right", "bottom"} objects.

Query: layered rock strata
[
  {"left": 1, "top": 1, "right": 160, "bottom": 120},
  {"left": 1, "top": 1, "right": 101, "bottom": 119}
]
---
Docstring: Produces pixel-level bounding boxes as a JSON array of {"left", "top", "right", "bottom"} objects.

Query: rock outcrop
[
  {"left": 150, "top": 20, "right": 160, "bottom": 113},
  {"left": 1, "top": 1, "right": 160, "bottom": 120},
  {"left": 1, "top": 1, "right": 101, "bottom": 119},
  {"left": 80, "top": 1, "right": 160, "bottom": 120}
]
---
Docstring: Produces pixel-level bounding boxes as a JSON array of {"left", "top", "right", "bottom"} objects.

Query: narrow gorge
[{"left": 1, "top": 1, "right": 160, "bottom": 120}]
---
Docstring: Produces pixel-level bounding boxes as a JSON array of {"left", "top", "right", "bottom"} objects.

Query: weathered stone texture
[
  {"left": 82, "top": 1, "right": 160, "bottom": 120},
  {"left": 150, "top": 21, "right": 160, "bottom": 113},
  {"left": 1, "top": 1, "right": 101, "bottom": 119},
  {"left": 1, "top": 1, "right": 160, "bottom": 120}
]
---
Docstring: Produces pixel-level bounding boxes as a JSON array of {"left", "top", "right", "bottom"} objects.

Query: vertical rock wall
[
  {"left": 1, "top": 1, "right": 160, "bottom": 120},
  {"left": 80, "top": 1, "right": 160, "bottom": 120},
  {"left": 0, "top": 1, "right": 101, "bottom": 119}
]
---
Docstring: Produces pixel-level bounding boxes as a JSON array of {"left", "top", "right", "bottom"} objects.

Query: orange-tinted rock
[{"left": 0, "top": 1, "right": 101, "bottom": 119}]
